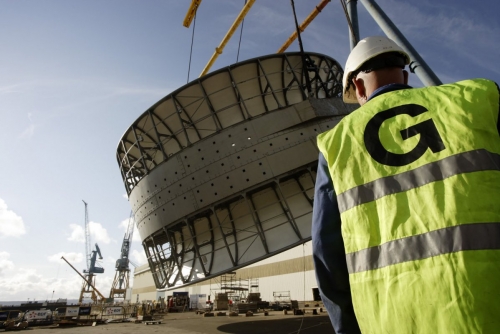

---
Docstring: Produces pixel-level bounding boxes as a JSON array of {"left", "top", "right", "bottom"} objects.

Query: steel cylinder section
[{"left": 116, "top": 52, "right": 355, "bottom": 288}]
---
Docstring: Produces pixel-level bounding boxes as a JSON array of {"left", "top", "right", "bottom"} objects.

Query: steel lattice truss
[
  {"left": 144, "top": 167, "right": 317, "bottom": 288},
  {"left": 116, "top": 52, "right": 343, "bottom": 194},
  {"left": 116, "top": 52, "right": 353, "bottom": 289}
]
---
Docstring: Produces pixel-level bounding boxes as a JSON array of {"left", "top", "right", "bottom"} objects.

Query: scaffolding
[
  {"left": 249, "top": 278, "right": 259, "bottom": 294},
  {"left": 220, "top": 272, "right": 248, "bottom": 303},
  {"left": 273, "top": 291, "right": 292, "bottom": 308}
]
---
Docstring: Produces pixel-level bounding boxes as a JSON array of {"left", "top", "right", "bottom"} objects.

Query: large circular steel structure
[{"left": 116, "top": 52, "right": 355, "bottom": 289}]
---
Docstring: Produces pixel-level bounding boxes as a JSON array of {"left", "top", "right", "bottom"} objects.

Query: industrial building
[{"left": 132, "top": 241, "right": 317, "bottom": 305}]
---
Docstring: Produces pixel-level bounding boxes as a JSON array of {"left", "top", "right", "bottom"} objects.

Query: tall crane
[
  {"left": 61, "top": 256, "right": 106, "bottom": 303},
  {"left": 73, "top": 201, "right": 105, "bottom": 304},
  {"left": 83, "top": 200, "right": 91, "bottom": 271},
  {"left": 109, "top": 211, "right": 135, "bottom": 300}
]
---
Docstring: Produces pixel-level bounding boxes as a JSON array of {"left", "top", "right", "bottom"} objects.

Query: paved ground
[{"left": 20, "top": 310, "right": 336, "bottom": 334}]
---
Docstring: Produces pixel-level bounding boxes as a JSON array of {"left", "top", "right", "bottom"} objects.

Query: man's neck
[{"left": 368, "top": 83, "right": 412, "bottom": 102}]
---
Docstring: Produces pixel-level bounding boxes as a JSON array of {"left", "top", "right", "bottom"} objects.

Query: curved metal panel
[{"left": 117, "top": 52, "right": 355, "bottom": 288}]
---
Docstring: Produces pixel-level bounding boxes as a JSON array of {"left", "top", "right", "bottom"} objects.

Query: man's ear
[
  {"left": 403, "top": 70, "right": 409, "bottom": 85},
  {"left": 353, "top": 76, "right": 366, "bottom": 99}
]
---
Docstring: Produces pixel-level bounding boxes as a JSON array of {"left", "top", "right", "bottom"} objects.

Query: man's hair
[{"left": 345, "top": 52, "right": 407, "bottom": 94}]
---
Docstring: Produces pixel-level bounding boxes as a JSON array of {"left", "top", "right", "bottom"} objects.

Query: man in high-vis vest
[{"left": 312, "top": 36, "right": 500, "bottom": 334}]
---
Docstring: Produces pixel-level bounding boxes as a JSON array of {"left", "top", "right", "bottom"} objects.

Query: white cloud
[
  {"left": 122, "top": 193, "right": 128, "bottom": 200},
  {"left": 118, "top": 218, "right": 128, "bottom": 230},
  {"left": 18, "top": 113, "right": 38, "bottom": 139},
  {"left": 67, "top": 223, "right": 85, "bottom": 242},
  {"left": 0, "top": 267, "right": 83, "bottom": 301},
  {"left": 131, "top": 249, "right": 147, "bottom": 266},
  {"left": 89, "top": 221, "right": 112, "bottom": 244},
  {"left": 48, "top": 252, "right": 83, "bottom": 264},
  {"left": 19, "top": 123, "right": 36, "bottom": 139},
  {"left": 0, "top": 255, "right": 116, "bottom": 301},
  {"left": 0, "top": 252, "right": 15, "bottom": 277},
  {"left": 0, "top": 83, "right": 24, "bottom": 95},
  {"left": 67, "top": 221, "right": 112, "bottom": 244},
  {"left": 0, "top": 198, "right": 27, "bottom": 238},
  {"left": 105, "top": 255, "right": 117, "bottom": 266},
  {"left": 118, "top": 218, "right": 141, "bottom": 242}
]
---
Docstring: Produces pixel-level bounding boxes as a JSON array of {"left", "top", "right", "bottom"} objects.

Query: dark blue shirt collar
[{"left": 367, "top": 83, "right": 412, "bottom": 102}]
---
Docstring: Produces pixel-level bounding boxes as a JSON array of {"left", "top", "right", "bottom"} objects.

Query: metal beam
[
  {"left": 359, "top": 0, "right": 442, "bottom": 86},
  {"left": 346, "top": 0, "right": 360, "bottom": 50},
  {"left": 61, "top": 256, "right": 106, "bottom": 302},
  {"left": 183, "top": 0, "right": 202, "bottom": 28}
]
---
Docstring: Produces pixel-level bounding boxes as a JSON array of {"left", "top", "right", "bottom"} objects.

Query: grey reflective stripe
[
  {"left": 346, "top": 222, "right": 500, "bottom": 274},
  {"left": 337, "top": 149, "right": 500, "bottom": 213}
]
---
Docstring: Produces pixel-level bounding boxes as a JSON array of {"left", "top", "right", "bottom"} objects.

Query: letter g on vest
[{"left": 364, "top": 104, "right": 446, "bottom": 166}]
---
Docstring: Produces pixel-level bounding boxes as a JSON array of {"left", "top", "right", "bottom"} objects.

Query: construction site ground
[{"left": 20, "top": 309, "right": 336, "bottom": 334}]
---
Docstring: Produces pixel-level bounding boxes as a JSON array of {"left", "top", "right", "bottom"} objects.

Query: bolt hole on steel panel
[{"left": 116, "top": 52, "right": 357, "bottom": 289}]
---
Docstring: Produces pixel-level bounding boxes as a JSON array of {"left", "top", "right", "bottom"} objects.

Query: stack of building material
[{"left": 214, "top": 293, "right": 228, "bottom": 311}]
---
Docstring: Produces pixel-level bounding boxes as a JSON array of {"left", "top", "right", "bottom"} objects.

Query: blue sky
[{"left": 1, "top": 0, "right": 499, "bottom": 302}]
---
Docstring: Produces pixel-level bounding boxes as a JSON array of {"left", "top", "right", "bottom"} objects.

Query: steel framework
[{"left": 116, "top": 52, "right": 355, "bottom": 289}]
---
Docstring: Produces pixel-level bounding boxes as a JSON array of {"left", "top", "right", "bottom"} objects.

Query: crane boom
[
  {"left": 125, "top": 211, "right": 135, "bottom": 242},
  {"left": 116, "top": 211, "right": 134, "bottom": 271},
  {"left": 61, "top": 256, "right": 106, "bottom": 301},
  {"left": 82, "top": 200, "right": 91, "bottom": 271},
  {"left": 109, "top": 211, "right": 135, "bottom": 299}
]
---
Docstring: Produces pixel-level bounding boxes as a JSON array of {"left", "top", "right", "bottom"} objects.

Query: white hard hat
[{"left": 342, "top": 36, "right": 410, "bottom": 103}]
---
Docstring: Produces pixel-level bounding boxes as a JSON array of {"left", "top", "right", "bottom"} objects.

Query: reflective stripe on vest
[
  {"left": 346, "top": 222, "right": 500, "bottom": 273},
  {"left": 337, "top": 149, "right": 500, "bottom": 213},
  {"left": 316, "top": 78, "right": 500, "bottom": 333}
]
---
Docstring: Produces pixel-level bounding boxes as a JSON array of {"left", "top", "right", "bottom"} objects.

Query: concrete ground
[{"left": 21, "top": 310, "right": 336, "bottom": 334}]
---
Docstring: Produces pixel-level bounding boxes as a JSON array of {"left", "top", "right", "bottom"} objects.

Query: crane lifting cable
[
  {"left": 290, "top": 0, "right": 330, "bottom": 98},
  {"left": 340, "top": 0, "right": 358, "bottom": 46},
  {"left": 187, "top": 5, "right": 198, "bottom": 83},
  {"left": 290, "top": 0, "right": 313, "bottom": 96},
  {"left": 277, "top": 0, "right": 331, "bottom": 53},
  {"left": 236, "top": 0, "right": 247, "bottom": 63}
]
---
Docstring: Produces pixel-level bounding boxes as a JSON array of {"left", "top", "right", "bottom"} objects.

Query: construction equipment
[
  {"left": 191, "top": 0, "right": 329, "bottom": 75},
  {"left": 2, "top": 311, "right": 28, "bottom": 331},
  {"left": 109, "top": 211, "right": 135, "bottom": 300},
  {"left": 82, "top": 200, "right": 92, "bottom": 272},
  {"left": 277, "top": 0, "right": 331, "bottom": 53},
  {"left": 183, "top": 0, "right": 202, "bottom": 28},
  {"left": 61, "top": 256, "right": 106, "bottom": 303},
  {"left": 72, "top": 201, "right": 105, "bottom": 303},
  {"left": 199, "top": 0, "right": 255, "bottom": 77}
]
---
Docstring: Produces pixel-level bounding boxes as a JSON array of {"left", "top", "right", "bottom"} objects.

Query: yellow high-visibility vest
[{"left": 317, "top": 79, "right": 500, "bottom": 333}]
